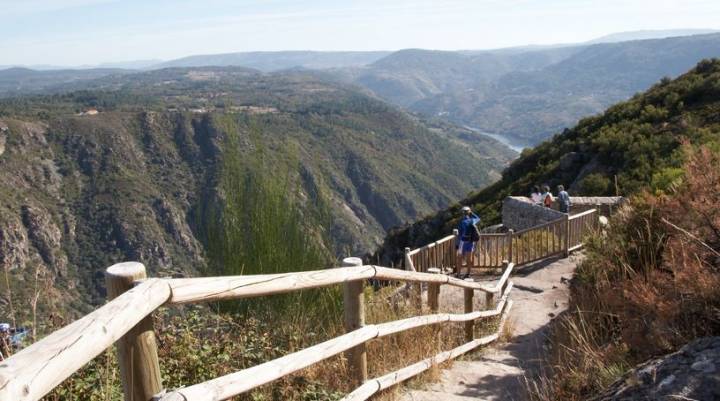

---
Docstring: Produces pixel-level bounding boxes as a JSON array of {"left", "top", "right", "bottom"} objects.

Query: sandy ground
[{"left": 400, "top": 254, "right": 582, "bottom": 401}]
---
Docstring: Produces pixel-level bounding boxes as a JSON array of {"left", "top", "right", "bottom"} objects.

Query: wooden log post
[
  {"left": 404, "top": 247, "right": 412, "bottom": 271},
  {"left": 342, "top": 257, "right": 368, "bottom": 387},
  {"left": 463, "top": 279, "right": 474, "bottom": 342},
  {"left": 106, "top": 262, "right": 163, "bottom": 401},
  {"left": 427, "top": 268, "right": 441, "bottom": 312},
  {"left": 507, "top": 229, "right": 514, "bottom": 265},
  {"left": 501, "top": 260, "right": 510, "bottom": 295},
  {"left": 485, "top": 290, "right": 494, "bottom": 311},
  {"left": 452, "top": 229, "right": 460, "bottom": 275},
  {"left": 563, "top": 214, "right": 570, "bottom": 257},
  {"left": 405, "top": 247, "right": 422, "bottom": 307}
]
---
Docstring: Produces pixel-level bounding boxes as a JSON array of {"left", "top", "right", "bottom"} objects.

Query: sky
[{"left": 1, "top": 0, "right": 719, "bottom": 66}]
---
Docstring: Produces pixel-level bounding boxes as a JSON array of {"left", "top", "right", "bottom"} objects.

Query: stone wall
[
  {"left": 501, "top": 197, "right": 566, "bottom": 230},
  {"left": 502, "top": 196, "right": 626, "bottom": 230},
  {"left": 563, "top": 196, "right": 625, "bottom": 216}
]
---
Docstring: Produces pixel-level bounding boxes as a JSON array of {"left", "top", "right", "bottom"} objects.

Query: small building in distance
[{"left": 78, "top": 108, "right": 99, "bottom": 116}]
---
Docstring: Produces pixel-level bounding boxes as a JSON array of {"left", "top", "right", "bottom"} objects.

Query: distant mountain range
[
  {"left": 3, "top": 29, "right": 715, "bottom": 72},
  {"left": 2, "top": 29, "right": 719, "bottom": 146},
  {"left": 154, "top": 51, "right": 391, "bottom": 71},
  {"left": 340, "top": 32, "right": 720, "bottom": 146},
  {"left": 586, "top": 28, "right": 718, "bottom": 44}
]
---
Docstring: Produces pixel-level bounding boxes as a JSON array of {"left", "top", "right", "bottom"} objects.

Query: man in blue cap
[{"left": 457, "top": 206, "right": 481, "bottom": 278}]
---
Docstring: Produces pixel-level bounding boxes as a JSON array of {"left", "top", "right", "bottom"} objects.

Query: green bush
[
  {"left": 578, "top": 173, "right": 611, "bottom": 195},
  {"left": 203, "top": 118, "right": 341, "bottom": 324}
]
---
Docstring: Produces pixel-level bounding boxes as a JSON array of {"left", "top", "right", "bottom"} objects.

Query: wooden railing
[
  {"left": 567, "top": 209, "right": 598, "bottom": 251},
  {"left": 0, "top": 260, "right": 514, "bottom": 401},
  {"left": 405, "top": 209, "right": 597, "bottom": 271},
  {"left": 404, "top": 233, "right": 457, "bottom": 273}
]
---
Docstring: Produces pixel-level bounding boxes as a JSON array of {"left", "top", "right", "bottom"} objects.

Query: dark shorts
[{"left": 461, "top": 241, "right": 475, "bottom": 254}]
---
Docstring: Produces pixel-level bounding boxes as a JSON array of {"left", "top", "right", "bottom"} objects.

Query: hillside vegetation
[
  {"left": 377, "top": 59, "right": 720, "bottom": 263},
  {"left": 532, "top": 142, "right": 720, "bottom": 401},
  {"left": 0, "top": 68, "right": 513, "bottom": 316}
]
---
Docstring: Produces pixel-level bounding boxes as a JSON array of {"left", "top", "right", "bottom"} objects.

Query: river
[{"left": 464, "top": 126, "right": 526, "bottom": 153}]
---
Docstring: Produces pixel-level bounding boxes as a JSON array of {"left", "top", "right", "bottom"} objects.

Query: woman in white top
[{"left": 530, "top": 185, "right": 542, "bottom": 204}]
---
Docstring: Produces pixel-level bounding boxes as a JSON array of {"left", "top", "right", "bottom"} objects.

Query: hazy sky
[{"left": 1, "top": 0, "right": 719, "bottom": 66}]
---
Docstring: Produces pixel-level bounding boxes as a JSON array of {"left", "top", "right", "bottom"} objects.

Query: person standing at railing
[
  {"left": 557, "top": 185, "right": 571, "bottom": 213},
  {"left": 456, "top": 206, "right": 481, "bottom": 279},
  {"left": 542, "top": 185, "right": 554, "bottom": 208},
  {"left": 530, "top": 185, "right": 542, "bottom": 204}
]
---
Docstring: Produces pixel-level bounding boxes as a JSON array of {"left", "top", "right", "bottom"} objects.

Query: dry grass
[
  {"left": 40, "top": 281, "right": 506, "bottom": 400},
  {"left": 528, "top": 145, "right": 720, "bottom": 401}
]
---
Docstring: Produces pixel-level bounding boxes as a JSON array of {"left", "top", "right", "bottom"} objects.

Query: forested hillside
[
  {"left": 0, "top": 67, "right": 513, "bottom": 315},
  {"left": 377, "top": 58, "right": 720, "bottom": 262}
]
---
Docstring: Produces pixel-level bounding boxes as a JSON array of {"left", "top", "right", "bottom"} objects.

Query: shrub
[
  {"left": 578, "top": 173, "right": 610, "bottom": 195},
  {"left": 531, "top": 145, "right": 720, "bottom": 400}
]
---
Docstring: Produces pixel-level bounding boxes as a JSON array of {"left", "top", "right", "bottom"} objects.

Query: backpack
[
  {"left": 468, "top": 222, "right": 481, "bottom": 242},
  {"left": 544, "top": 194, "right": 553, "bottom": 207}
]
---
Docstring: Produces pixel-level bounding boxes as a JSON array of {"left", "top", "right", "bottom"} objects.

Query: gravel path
[{"left": 400, "top": 254, "right": 582, "bottom": 401}]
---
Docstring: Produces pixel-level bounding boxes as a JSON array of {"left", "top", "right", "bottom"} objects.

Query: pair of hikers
[
  {"left": 456, "top": 206, "right": 480, "bottom": 279},
  {"left": 531, "top": 185, "right": 571, "bottom": 213}
]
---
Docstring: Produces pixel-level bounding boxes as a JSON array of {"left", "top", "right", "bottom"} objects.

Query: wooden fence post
[
  {"left": 463, "top": 279, "right": 474, "bottom": 342},
  {"left": 404, "top": 247, "right": 412, "bottom": 271},
  {"left": 563, "top": 214, "right": 570, "bottom": 258},
  {"left": 427, "top": 268, "right": 440, "bottom": 312},
  {"left": 405, "top": 247, "right": 422, "bottom": 307},
  {"left": 106, "top": 262, "right": 163, "bottom": 401},
  {"left": 507, "top": 229, "right": 514, "bottom": 264},
  {"left": 342, "top": 257, "right": 367, "bottom": 387},
  {"left": 452, "top": 229, "right": 460, "bottom": 275},
  {"left": 485, "top": 290, "right": 494, "bottom": 310}
]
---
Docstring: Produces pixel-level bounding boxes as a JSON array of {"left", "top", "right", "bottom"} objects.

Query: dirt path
[{"left": 401, "top": 254, "right": 582, "bottom": 401}]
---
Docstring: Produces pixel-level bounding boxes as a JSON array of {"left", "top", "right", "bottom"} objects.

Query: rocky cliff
[{"left": 592, "top": 337, "right": 720, "bottom": 401}]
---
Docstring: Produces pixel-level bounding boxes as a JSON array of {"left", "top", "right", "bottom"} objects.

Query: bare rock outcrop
[
  {"left": 0, "top": 215, "right": 30, "bottom": 271},
  {"left": 20, "top": 205, "right": 67, "bottom": 276},
  {"left": 593, "top": 337, "right": 720, "bottom": 401}
]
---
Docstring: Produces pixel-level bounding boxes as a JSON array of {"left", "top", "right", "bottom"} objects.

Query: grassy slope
[{"left": 376, "top": 59, "right": 720, "bottom": 263}]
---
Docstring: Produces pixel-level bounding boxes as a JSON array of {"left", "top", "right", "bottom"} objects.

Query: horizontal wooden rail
[
  {"left": 342, "top": 299, "right": 514, "bottom": 401},
  {"left": 167, "top": 265, "right": 377, "bottom": 304},
  {"left": 568, "top": 208, "right": 597, "bottom": 220},
  {"left": 157, "top": 289, "right": 514, "bottom": 401},
  {"left": 0, "top": 278, "right": 171, "bottom": 401},
  {"left": 406, "top": 231, "right": 458, "bottom": 274},
  {"left": 167, "top": 264, "right": 512, "bottom": 304},
  {"left": 406, "top": 234, "right": 456, "bottom": 257}
]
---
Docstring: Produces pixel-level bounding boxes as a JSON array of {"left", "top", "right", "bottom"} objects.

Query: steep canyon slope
[{"left": 0, "top": 68, "right": 513, "bottom": 314}]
